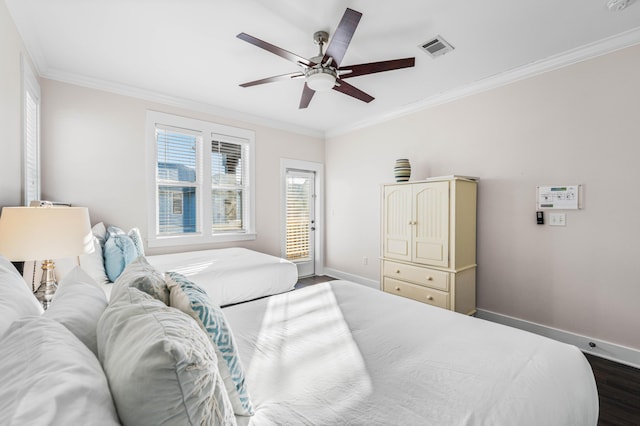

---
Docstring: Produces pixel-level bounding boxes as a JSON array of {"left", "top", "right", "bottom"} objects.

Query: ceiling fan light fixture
[{"left": 305, "top": 67, "right": 337, "bottom": 91}]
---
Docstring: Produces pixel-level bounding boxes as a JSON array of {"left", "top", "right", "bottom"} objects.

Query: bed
[
  {"left": 68, "top": 222, "right": 297, "bottom": 305},
  {"left": 100, "top": 247, "right": 298, "bottom": 305},
  {"left": 224, "top": 280, "right": 599, "bottom": 425},
  {"left": 1, "top": 254, "right": 598, "bottom": 425},
  {"left": 146, "top": 248, "right": 298, "bottom": 306}
]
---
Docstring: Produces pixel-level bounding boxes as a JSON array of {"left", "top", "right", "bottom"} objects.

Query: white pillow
[
  {"left": 97, "top": 287, "right": 237, "bottom": 426},
  {"left": 44, "top": 266, "right": 108, "bottom": 356},
  {"left": 0, "top": 316, "right": 119, "bottom": 425},
  {"left": 0, "top": 255, "right": 43, "bottom": 338},
  {"left": 168, "top": 271, "right": 254, "bottom": 416},
  {"left": 110, "top": 256, "right": 169, "bottom": 305},
  {"left": 92, "top": 221, "right": 108, "bottom": 242},
  {"left": 79, "top": 222, "right": 110, "bottom": 285}
]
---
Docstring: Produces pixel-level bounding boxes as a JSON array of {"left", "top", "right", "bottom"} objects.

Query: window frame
[
  {"left": 22, "top": 54, "right": 41, "bottom": 206},
  {"left": 146, "top": 111, "right": 256, "bottom": 248}
]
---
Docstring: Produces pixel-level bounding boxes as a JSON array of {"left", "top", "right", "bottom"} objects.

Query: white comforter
[
  {"left": 224, "top": 281, "right": 598, "bottom": 426},
  {"left": 146, "top": 247, "right": 298, "bottom": 306}
]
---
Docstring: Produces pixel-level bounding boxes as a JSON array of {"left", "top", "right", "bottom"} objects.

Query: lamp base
[{"left": 34, "top": 259, "right": 57, "bottom": 309}]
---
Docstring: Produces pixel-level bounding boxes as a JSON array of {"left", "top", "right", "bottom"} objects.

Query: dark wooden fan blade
[
  {"left": 339, "top": 57, "right": 415, "bottom": 79},
  {"left": 237, "top": 32, "right": 312, "bottom": 67},
  {"left": 240, "top": 72, "right": 304, "bottom": 88},
  {"left": 323, "top": 8, "right": 362, "bottom": 67},
  {"left": 299, "top": 83, "right": 315, "bottom": 109},
  {"left": 332, "top": 80, "right": 374, "bottom": 103}
]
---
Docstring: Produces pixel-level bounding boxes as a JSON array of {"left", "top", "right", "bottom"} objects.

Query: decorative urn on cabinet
[{"left": 394, "top": 159, "right": 411, "bottom": 182}]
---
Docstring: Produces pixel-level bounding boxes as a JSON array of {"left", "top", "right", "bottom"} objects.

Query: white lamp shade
[{"left": 0, "top": 206, "right": 93, "bottom": 261}]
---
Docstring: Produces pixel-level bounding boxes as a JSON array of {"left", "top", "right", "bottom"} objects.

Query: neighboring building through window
[
  {"left": 147, "top": 111, "right": 255, "bottom": 247},
  {"left": 172, "top": 192, "right": 184, "bottom": 215}
]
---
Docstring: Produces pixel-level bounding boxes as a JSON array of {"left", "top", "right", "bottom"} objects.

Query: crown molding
[
  {"left": 39, "top": 69, "right": 325, "bottom": 139},
  {"left": 326, "top": 27, "right": 640, "bottom": 139},
  {"left": 32, "top": 25, "right": 640, "bottom": 141}
]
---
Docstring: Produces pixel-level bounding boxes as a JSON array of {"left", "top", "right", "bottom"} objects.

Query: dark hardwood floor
[
  {"left": 294, "top": 274, "right": 336, "bottom": 289},
  {"left": 585, "top": 353, "right": 640, "bottom": 425},
  {"left": 295, "top": 276, "right": 640, "bottom": 424}
]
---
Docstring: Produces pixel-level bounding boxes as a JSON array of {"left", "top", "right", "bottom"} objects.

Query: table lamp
[{"left": 0, "top": 205, "right": 93, "bottom": 308}]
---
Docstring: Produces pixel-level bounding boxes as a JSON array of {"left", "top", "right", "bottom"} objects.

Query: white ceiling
[{"left": 6, "top": 0, "right": 640, "bottom": 136}]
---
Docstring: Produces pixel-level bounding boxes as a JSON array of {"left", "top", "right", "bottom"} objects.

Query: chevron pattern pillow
[{"left": 167, "top": 272, "right": 254, "bottom": 417}]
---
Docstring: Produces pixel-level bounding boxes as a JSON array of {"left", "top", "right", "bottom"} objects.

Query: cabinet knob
[
  {"left": 427, "top": 276, "right": 433, "bottom": 281},
  {"left": 395, "top": 286, "right": 401, "bottom": 291},
  {"left": 395, "top": 269, "right": 401, "bottom": 274},
  {"left": 427, "top": 295, "right": 434, "bottom": 301}
]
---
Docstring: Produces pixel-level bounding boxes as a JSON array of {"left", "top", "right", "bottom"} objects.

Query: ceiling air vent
[{"left": 419, "top": 35, "right": 454, "bottom": 58}]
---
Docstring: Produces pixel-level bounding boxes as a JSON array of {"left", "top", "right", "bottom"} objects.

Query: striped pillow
[{"left": 167, "top": 272, "right": 254, "bottom": 417}]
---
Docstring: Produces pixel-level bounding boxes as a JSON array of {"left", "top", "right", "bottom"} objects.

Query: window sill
[{"left": 147, "top": 232, "right": 257, "bottom": 248}]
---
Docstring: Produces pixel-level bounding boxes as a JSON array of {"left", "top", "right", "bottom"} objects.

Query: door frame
[{"left": 280, "top": 158, "right": 324, "bottom": 277}]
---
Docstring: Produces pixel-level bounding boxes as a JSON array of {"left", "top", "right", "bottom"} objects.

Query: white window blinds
[
  {"left": 285, "top": 173, "right": 312, "bottom": 260},
  {"left": 211, "top": 137, "right": 249, "bottom": 233},
  {"left": 155, "top": 126, "right": 200, "bottom": 235}
]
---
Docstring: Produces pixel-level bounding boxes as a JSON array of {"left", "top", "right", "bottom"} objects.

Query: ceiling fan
[{"left": 237, "top": 8, "right": 415, "bottom": 109}]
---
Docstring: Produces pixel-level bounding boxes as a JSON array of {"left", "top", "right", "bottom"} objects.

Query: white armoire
[{"left": 380, "top": 176, "right": 477, "bottom": 315}]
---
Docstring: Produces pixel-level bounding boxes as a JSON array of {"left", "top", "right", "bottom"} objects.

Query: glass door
[{"left": 285, "top": 169, "right": 316, "bottom": 277}]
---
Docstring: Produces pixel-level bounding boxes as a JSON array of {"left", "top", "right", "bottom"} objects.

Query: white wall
[
  {"left": 0, "top": 1, "right": 35, "bottom": 208},
  {"left": 39, "top": 79, "right": 325, "bottom": 257},
  {"left": 326, "top": 43, "right": 640, "bottom": 351}
]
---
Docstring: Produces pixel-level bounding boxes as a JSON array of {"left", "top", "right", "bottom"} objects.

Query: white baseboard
[
  {"left": 476, "top": 309, "right": 640, "bottom": 369},
  {"left": 322, "top": 268, "right": 379, "bottom": 290}
]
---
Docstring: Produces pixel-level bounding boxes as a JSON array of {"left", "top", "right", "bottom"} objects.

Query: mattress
[
  {"left": 224, "top": 280, "right": 598, "bottom": 426},
  {"left": 145, "top": 247, "right": 298, "bottom": 306}
]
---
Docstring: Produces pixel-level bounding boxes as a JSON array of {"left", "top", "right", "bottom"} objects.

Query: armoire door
[
  {"left": 382, "top": 184, "right": 412, "bottom": 262},
  {"left": 413, "top": 181, "right": 450, "bottom": 267}
]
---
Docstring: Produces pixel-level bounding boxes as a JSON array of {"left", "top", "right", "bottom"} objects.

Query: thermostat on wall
[{"left": 536, "top": 185, "right": 583, "bottom": 210}]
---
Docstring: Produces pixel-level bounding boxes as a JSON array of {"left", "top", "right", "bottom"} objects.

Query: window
[
  {"left": 22, "top": 55, "right": 41, "bottom": 206},
  {"left": 211, "top": 139, "right": 245, "bottom": 233},
  {"left": 156, "top": 126, "right": 199, "bottom": 235},
  {"left": 147, "top": 111, "right": 255, "bottom": 247}
]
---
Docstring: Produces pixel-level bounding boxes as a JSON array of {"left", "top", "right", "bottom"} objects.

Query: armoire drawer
[
  {"left": 383, "top": 277, "right": 449, "bottom": 309},
  {"left": 382, "top": 260, "right": 449, "bottom": 291}
]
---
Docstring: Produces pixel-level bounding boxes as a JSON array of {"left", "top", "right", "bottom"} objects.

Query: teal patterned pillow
[{"left": 167, "top": 272, "right": 254, "bottom": 416}]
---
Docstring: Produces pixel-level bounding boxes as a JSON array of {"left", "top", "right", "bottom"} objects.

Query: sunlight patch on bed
[{"left": 247, "top": 283, "right": 372, "bottom": 418}]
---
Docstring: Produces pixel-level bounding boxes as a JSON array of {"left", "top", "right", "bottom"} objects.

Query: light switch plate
[{"left": 549, "top": 213, "right": 566, "bottom": 226}]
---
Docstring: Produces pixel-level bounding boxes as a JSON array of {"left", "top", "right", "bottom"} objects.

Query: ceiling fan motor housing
[{"left": 305, "top": 66, "right": 337, "bottom": 91}]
